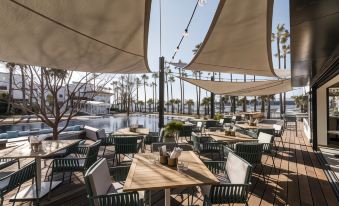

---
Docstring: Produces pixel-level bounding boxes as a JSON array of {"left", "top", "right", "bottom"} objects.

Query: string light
[
  {"left": 175, "top": 47, "right": 179, "bottom": 52},
  {"left": 183, "top": 29, "right": 189, "bottom": 37},
  {"left": 198, "top": 0, "right": 207, "bottom": 7}
]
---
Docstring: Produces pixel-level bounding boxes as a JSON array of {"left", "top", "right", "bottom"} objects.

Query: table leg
[{"left": 165, "top": 188, "right": 170, "bottom": 206}]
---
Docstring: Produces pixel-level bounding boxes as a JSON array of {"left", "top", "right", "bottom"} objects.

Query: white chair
[
  {"left": 84, "top": 158, "right": 143, "bottom": 206},
  {"left": 273, "top": 124, "right": 285, "bottom": 150},
  {"left": 258, "top": 132, "right": 276, "bottom": 170},
  {"left": 202, "top": 152, "right": 252, "bottom": 205}
]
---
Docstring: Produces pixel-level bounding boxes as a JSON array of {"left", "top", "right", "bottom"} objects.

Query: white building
[{"left": 0, "top": 72, "right": 113, "bottom": 115}]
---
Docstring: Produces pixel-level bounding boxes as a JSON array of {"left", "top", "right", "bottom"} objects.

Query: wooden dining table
[
  {"left": 0, "top": 139, "right": 80, "bottom": 201},
  {"left": 123, "top": 151, "right": 219, "bottom": 206},
  {"left": 113, "top": 127, "right": 150, "bottom": 136},
  {"left": 235, "top": 123, "right": 274, "bottom": 130},
  {"left": 206, "top": 131, "right": 258, "bottom": 144}
]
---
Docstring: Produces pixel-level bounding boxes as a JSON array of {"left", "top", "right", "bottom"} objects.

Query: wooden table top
[
  {"left": 206, "top": 131, "right": 257, "bottom": 143},
  {"left": 0, "top": 140, "right": 80, "bottom": 158},
  {"left": 123, "top": 151, "right": 219, "bottom": 192},
  {"left": 235, "top": 123, "right": 273, "bottom": 130},
  {"left": 113, "top": 128, "right": 150, "bottom": 136}
]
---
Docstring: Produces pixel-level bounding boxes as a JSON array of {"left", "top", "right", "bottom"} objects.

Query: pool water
[{"left": 0, "top": 114, "right": 173, "bottom": 133}]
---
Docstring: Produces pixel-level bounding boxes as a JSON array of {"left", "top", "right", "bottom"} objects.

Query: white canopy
[
  {"left": 0, "top": 0, "right": 151, "bottom": 73},
  {"left": 182, "top": 77, "right": 292, "bottom": 96},
  {"left": 185, "top": 0, "right": 277, "bottom": 77}
]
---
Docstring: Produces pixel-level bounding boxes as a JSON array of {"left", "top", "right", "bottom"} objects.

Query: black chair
[
  {"left": 283, "top": 114, "right": 297, "bottom": 135},
  {"left": 179, "top": 125, "right": 193, "bottom": 142},
  {"left": 192, "top": 132, "right": 223, "bottom": 160},
  {"left": 144, "top": 128, "right": 165, "bottom": 151}
]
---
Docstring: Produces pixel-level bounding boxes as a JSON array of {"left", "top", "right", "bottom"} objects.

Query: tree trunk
[
  {"left": 29, "top": 67, "right": 34, "bottom": 107},
  {"left": 144, "top": 83, "right": 147, "bottom": 112},
  {"left": 267, "top": 98, "right": 271, "bottom": 119},
  {"left": 261, "top": 99, "right": 265, "bottom": 113},
  {"left": 254, "top": 97, "right": 257, "bottom": 112},
  {"left": 52, "top": 125, "right": 59, "bottom": 140},
  {"left": 7, "top": 68, "right": 13, "bottom": 114},
  {"left": 166, "top": 73, "right": 169, "bottom": 113}
]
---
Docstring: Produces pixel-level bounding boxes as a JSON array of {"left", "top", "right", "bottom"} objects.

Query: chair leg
[
  {"left": 17, "top": 159, "right": 20, "bottom": 169},
  {"left": 48, "top": 171, "right": 54, "bottom": 200},
  {"left": 271, "top": 154, "right": 276, "bottom": 170},
  {"left": 103, "top": 146, "right": 106, "bottom": 156}
]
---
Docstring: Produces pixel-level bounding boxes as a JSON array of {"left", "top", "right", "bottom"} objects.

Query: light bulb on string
[
  {"left": 175, "top": 47, "right": 179, "bottom": 52},
  {"left": 183, "top": 29, "right": 189, "bottom": 37},
  {"left": 198, "top": 0, "right": 207, "bottom": 7}
]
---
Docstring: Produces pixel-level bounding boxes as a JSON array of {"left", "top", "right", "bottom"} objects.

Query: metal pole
[
  {"left": 159, "top": 56, "right": 165, "bottom": 129},
  {"left": 210, "top": 74, "right": 215, "bottom": 118}
]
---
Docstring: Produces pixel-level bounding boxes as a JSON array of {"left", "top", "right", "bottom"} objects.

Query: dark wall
[{"left": 290, "top": 0, "right": 339, "bottom": 87}]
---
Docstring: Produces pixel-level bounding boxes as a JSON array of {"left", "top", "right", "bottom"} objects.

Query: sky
[{"left": 0, "top": 0, "right": 305, "bottom": 102}]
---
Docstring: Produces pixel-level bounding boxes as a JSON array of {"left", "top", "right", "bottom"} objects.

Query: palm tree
[
  {"left": 192, "top": 43, "right": 202, "bottom": 55},
  {"left": 267, "top": 95, "right": 275, "bottom": 119},
  {"left": 251, "top": 98, "right": 258, "bottom": 112},
  {"left": 201, "top": 97, "right": 211, "bottom": 115},
  {"left": 168, "top": 75, "right": 175, "bottom": 101},
  {"left": 239, "top": 97, "right": 248, "bottom": 112},
  {"left": 141, "top": 74, "right": 148, "bottom": 112},
  {"left": 135, "top": 77, "right": 142, "bottom": 112},
  {"left": 6, "top": 62, "right": 15, "bottom": 114},
  {"left": 137, "top": 100, "right": 144, "bottom": 112},
  {"left": 147, "top": 98, "right": 153, "bottom": 113},
  {"left": 220, "top": 95, "right": 230, "bottom": 113},
  {"left": 169, "top": 99, "right": 176, "bottom": 114},
  {"left": 152, "top": 72, "right": 159, "bottom": 111},
  {"left": 165, "top": 67, "right": 170, "bottom": 113},
  {"left": 150, "top": 82, "right": 156, "bottom": 112},
  {"left": 174, "top": 98, "right": 181, "bottom": 113},
  {"left": 186, "top": 99, "right": 194, "bottom": 114},
  {"left": 272, "top": 24, "right": 286, "bottom": 116},
  {"left": 193, "top": 71, "right": 201, "bottom": 116},
  {"left": 181, "top": 71, "right": 187, "bottom": 113},
  {"left": 258, "top": 96, "right": 267, "bottom": 113}
]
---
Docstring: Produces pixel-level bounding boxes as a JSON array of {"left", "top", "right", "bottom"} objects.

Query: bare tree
[{"left": 12, "top": 66, "right": 114, "bottom": 140}]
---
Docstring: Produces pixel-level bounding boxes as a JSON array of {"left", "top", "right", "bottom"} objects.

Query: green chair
[
  {"left": 192, "top": 132, "right": 223, "bottom": 160},
  {"left": 114, "top": 136, "right": 141, "bottom": 165},
  {"left": 144, "top": 128, "right": 165, "bottom": 150},
  {"left": 202, "top": 152, "right": 252, "bottom": 206},
  {"left": 178, "top": 125, "right": 193, "bottom": 142},
  {"left": 247, "top": 128, "right": 275, "bottom": 139},
  {"left": 48, "top": 140, "right": 101, "bottom": 187},
  {"left": 234, "top": 142, "right": 265, "bottom": 181},
  {"left": 0, "top": 158, "right": 20, "bottom": 170},
  {"left": 48, "top": 140, "right": 86, "bottom": 158},
  {"left": 84, "top": 158, "right": 143, "bottom": 206},
  {"left": 0, "top": 161, "right": 37, "bottom": 206}
]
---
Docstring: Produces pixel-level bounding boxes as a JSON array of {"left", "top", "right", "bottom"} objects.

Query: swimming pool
[{"left": 0, "top": 114, "right": 174, "bottom": 133}]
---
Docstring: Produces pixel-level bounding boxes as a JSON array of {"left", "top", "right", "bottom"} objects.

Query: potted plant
[{"left": 164, "top": 120, "right": 183, "bottom": 142}]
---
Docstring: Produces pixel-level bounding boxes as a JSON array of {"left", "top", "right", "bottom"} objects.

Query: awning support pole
[
  {"left": 159, "top": 56, "right": 165, "bottom": 129},
  {"left": 211, "top": 74, "right": 215, "bottom": 118}
]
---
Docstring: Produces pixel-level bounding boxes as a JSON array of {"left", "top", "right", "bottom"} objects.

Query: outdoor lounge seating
[
  {"left": 84, "top": 158, "right": 143, "bottom": 206},
  {"left": 179, "top": 125, "right": 193, "bottom": 142},
  {"left": 0, "top": 158, "right": 20, "bottom": 170},
  {"left": 202, "top": 151, "right": 252, "bottom": 206},
  {"left": 273, "top": 124, "right": 285, "bottom": 149},
  {"left": 282, "top": 114, "right": 298, "bottom": 135},
  {"left": 0, "top": 161, "right": 37, "bottom": 206},
  {"left": 192, "top": 132, "right": 223, "bottom": 160},
  {"left": 257, "top": 132, "right": 276, "bottom": 170},
  {"left": 247, "top": 128, "right": 275, "bottom": 139}
]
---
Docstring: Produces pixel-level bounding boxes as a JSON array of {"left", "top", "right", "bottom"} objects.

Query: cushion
[
  {"left": 226, "top": 152, "right": 250, "bottom": 184},
  {"left": 73, "top": 125, "right": 81, "bottom": 131},
  {"left": 18, "top": 131, "right": 30, "bottom": 137},
  {"left": 97, "top": 129, "right": 106, "bottom": 139},
  {"left": 88, "top": 158, "right": 112, "bottom": 196},
  {"left": 258, "top": 132, "right": 273, "bottom": 144},
  {"left": 107, "top": 182, "right": 124, "bottom": 194},
  {"left": 6, "top": 131, "right": 19, "bottom": 139},
  {"left": 0, "top": 176, "right": 10, "bottom": 190},
  {"left": 273, "top": 124, "right": 282, "bottom": 131},
  {"left": 39, "top": 129, "right": 52, "bottom": 134},
  {"left": 84, "top": 126, "right": 99, "bottom": 141},
  {"left": 65, "top": 126, "right": 75, "bottom": 132},
  {"left": 0, "top": 133, "right": 8, "bottom": 139}
]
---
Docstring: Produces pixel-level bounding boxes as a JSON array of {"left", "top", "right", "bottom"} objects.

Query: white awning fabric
[
  {"left": 182, "top": 77, "right": 292, "bottom": 96},
  {"left": 0, "top": 0, "right": 151, "bottom": 73},
  {"left": 185, "top": 0, "right": 277, "bottom": 77}
]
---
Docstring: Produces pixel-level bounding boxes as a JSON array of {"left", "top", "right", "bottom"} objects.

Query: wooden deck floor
[{"left": 1, "top": 123, "right": 339, "bottom": 205}]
